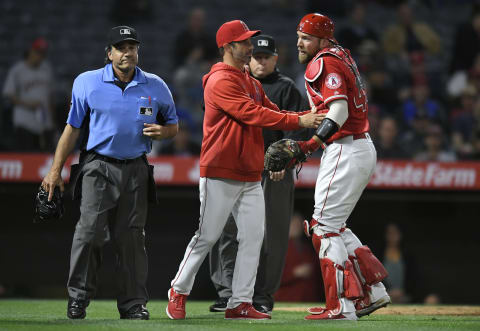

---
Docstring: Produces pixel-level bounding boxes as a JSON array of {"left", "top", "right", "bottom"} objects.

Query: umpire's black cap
[
  {"left": 108, "top": 26, "right": 140, "bottom": 46},
  {"left": 252, "top": 34, "right": 277, "bottom": 56}
]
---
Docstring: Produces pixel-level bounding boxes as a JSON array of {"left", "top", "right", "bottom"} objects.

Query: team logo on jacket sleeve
[{"left": 325, "top": 73, "right": 342, "bottom": 89}]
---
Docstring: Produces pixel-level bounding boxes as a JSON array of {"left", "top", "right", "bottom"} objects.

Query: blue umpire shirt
[{"left": 67, "top": 63, "right": 178, "bottom": 160}]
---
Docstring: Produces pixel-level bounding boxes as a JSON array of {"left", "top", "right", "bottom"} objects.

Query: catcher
[{"left": 265, "top": 13, "right": 391, "bottom": 321}]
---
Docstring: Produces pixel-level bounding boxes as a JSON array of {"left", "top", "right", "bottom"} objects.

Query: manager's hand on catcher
[
  {"left": 264, "top": 139, "right": 308, "bottom": 173},
  {"left": 298, "top": 112, "right": 324, "bottom": 128}
]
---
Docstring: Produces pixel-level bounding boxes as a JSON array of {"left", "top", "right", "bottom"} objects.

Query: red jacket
[{"left": 201, "top": 62, "right": 302, "bottom": 181}]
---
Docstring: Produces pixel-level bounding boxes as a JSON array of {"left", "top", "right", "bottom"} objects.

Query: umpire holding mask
[
  {"left": 41, "top": 25, "right": 178, "bottom": 320},
  {"left": 209, "top": 34, "right": 309, "bottom": 314}
]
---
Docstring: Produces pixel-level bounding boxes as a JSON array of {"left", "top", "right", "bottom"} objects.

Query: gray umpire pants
[
  {"left": 67, "top": 157, "right": 149, "bottom": 312},
  {"left": 209, "top": 170, "right": 295, "bottom": 309}
]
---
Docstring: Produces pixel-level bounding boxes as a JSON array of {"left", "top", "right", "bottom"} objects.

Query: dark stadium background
[{"left": 1, "top": 0, "right": 479, "bottom": 305}]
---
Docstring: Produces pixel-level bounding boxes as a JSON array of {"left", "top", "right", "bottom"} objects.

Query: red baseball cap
[
  {"left": 31, "top": 38, "right": 48, "bottom": 52},
  {"left": 216, "top": 20, "right": 260, "bottom": 48}
]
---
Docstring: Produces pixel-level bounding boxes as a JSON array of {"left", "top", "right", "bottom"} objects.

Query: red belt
[
  {"left": 326, "top": 133, "right": 367, "bottom": 146},
  {"left": 353, "top": 133, "right": 367, "bottom": 140}
]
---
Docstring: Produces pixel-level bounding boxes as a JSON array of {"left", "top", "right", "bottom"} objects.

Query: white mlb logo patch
[
  {"left": 325, "top": 73, "right": 342, "bottom": 89},
  {"left": 258, "top": 39, "right": 269, "bottom": 46},
  {"left": 120, "top": 29, "right": 131, "bottom": 35}
]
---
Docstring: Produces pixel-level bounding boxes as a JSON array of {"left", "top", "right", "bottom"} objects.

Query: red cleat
[
  {"left": 307, "top": 306, "right": 325, "bottom": 315},
  {"left": 305, "top": 309, "right": 357, "bottom": 321},
  {"left": 166, "top": 288, "right": 187, "bottom": 320},
  {"left": 225, "top": 302, "right": 271, "bottom": 320}
]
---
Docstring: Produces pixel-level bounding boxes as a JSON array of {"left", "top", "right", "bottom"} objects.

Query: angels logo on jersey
[{"left": 325, "top": 73, "right": 342, "bottom": 89}]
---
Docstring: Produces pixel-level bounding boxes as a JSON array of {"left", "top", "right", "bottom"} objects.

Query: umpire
[
  {"left": 41, "top": 26, "right": 178, "bottom": 320},
  {"left": 209, "top": 34, "right": 309, "bottom": 314}
]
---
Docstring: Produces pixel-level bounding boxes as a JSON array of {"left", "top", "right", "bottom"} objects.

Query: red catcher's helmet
[{"left": 297, "top": 13, "right": 335, "bottom": 41}]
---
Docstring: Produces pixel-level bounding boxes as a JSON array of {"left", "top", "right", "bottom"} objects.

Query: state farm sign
[
  {"left": 371, "top": 162, "right": 476, "bottom": 189},
  {"left": 1, "top": 153, "right": 480, "bottom": 190}
]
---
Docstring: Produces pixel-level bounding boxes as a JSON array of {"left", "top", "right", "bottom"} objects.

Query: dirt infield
[{"left": 275, "top": 305, "right": 480, "bottom": 316}]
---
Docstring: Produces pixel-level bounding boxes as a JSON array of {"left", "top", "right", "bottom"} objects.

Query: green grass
[{"left": 0, "top": 299, "right": 479, "bottom": 331}]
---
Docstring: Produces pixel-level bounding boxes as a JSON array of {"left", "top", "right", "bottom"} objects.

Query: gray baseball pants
[{"left": 67, "top": 157, "right": 149, "bottom": 313}]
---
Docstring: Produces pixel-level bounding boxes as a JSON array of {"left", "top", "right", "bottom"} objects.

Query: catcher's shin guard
[
  {"left": 354, "top": 246, "right": 388, "bottom": 285},
  {"left": 320, "top": 258, "right": 343, "bottom": 315},
  {"left": 343, "top": 260, "right": 364, "bottom": 300},
  {"left": 348, "top": 255, "right": 372, "bottom": 309}
]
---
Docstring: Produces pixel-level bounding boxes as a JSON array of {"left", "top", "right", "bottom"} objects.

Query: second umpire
[{"left": 208, "top": 34, "right": 309, "bottom": 313}]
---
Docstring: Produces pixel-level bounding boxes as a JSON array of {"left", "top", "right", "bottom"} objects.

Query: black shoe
[
  {"left": 209, "top": 297, "right": 229, "bottom": 312},
  {"left": 253, "top": 303, "right": 272, "bottom": 315},
  {"left": 67, "top": 297, "right": 89, "bottom": 319},
  {"left": 120, "top": 304, "right": 149, "bottom": 320}
]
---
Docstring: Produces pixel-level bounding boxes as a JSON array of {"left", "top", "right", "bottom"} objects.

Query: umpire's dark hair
[{"left": 104, "top": 45, "right": 112, "bottom": 64}]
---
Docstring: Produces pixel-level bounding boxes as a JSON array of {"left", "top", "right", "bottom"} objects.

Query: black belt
[{"left": 93, "top": 152, "right": 143, "bottom": 164}]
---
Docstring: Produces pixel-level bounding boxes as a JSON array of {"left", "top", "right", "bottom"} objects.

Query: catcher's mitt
[
  {"left": 264, "top": 139, "right": 308, "bottom": 173},
  {"left": 33, "top": 186, "right": 64, "bottom": 223}
]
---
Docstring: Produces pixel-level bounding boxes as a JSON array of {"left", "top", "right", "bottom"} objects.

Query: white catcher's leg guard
[
  {"left": 309, "top": 227, "right": 358, "bottom": 315},
  {"left": 340, "top": 228, "right": 390, "bottom": 316}
]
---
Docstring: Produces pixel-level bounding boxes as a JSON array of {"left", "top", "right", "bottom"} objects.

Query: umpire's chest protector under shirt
[{"left": 67, "top": 64, "right": 178, "bottom": 160}]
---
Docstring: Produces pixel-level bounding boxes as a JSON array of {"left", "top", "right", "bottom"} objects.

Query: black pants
[{"left": 67, "top": 157, "right": 149, "bottom": 312}]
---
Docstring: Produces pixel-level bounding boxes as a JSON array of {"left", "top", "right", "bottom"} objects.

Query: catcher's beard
[{"left": 298, "top": 51, "right": 313, "bottom": 64}]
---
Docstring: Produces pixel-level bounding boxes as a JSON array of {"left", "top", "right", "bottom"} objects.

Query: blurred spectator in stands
[
  {"left": 449, "top": 3, "right": 480, "bottom": 75},
  {"left": 414, "top": 123, "right": 457, "bottom": 162},
  {"left": 172, "top": 58, "right": 210, "bottom": 129},
  {"left": 448, "top": 52, "right": 480, "bottom": 99},
  {"left": 400, "top": 81, "right": 446, "bottom": 129},
  {"left": 375, "top": 116, "right": 408, "bottom": 159},
  {"left": 172, "top": 8, "right": 217, "bottom": 129},
  {"left": 110, "top": 0, "right": 153, "bottom": 24},
  {"left": 470, "top": 54, "right": 480, "bottom": 94},
  {"left": 366, "top": 64, "right": 400, "bottom": 114},
  {"left": 400, "top": 112, "right": 431, "bottom": 157},
  {"left": 337, "top": 2, "right": 379, "bottom": 59},
  {"left": 382, "top": 1, "right": 441, "bottom": 92},
  {"left": 447, "top": 2, "right": 480, "bottom": 98},
  {"left": 367, "top": 104, "right": 381, "bottom": 144},
  {"left": 2, "top": 37, "right": 56, "bottom": 152},
  {"left": 451, "top": 85, "right": 479, "bottom": 159},
  {"left": 172, "top": 7, "right": 217, "bottom": 68},
  {"left": 274, "top": 212, "right": 322, "bottom": 303},
  {"left": 382, "top": 1, "right": 440, "bottom": 57},
  {"left": 158, "top": 121, "right": 200, "bottom": 157},
  {"left": 470, "top": 129, "right": 480, "bottom": 160},
  {"left": 381, "top": 223, "right": 427, "bottom": 303}
]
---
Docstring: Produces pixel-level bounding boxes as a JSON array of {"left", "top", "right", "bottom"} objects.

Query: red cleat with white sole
[
  {"left": 307, "top": 306, "right": 325, "bottom": 315},
  {"left": 305, "top": 308, "right": 357, "bottom": 321},
  {"left": 166, "top": 288, "right": 187, "bottom": 320},
  {"left": 225, "top": 302, "right": 271, "bottom": 320}
]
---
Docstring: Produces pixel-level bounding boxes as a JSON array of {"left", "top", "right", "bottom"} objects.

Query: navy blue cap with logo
[
  {"left": 252, "top": 34, "right": 277, "bottom": 56},
  {"left": 108, "top": 25, "right": 140, "bottom": 46}
]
